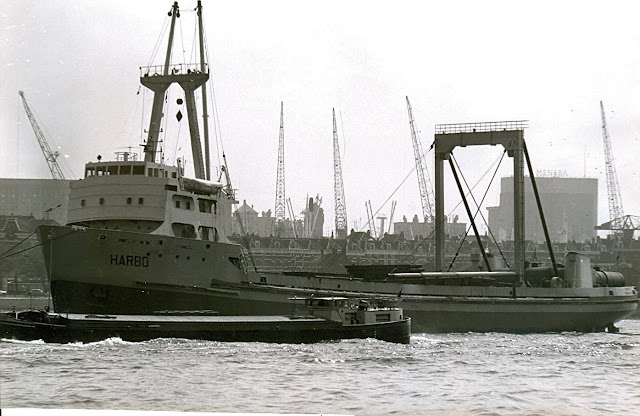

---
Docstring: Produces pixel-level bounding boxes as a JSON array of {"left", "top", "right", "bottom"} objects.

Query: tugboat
[
  {"left": 36, "top": 1, "right": 638, "bottom": 333},
  {"left": 0, "top": 297, "right": 410, "bottom": 344}
]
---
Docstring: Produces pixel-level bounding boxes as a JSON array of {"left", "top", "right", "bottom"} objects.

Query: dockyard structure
[
  {"left": 487, "top": 176, "right": 598, "bottom": 244},
  {"left": 0, "top": 178, "right": 72, "bottom": 225},
  {"left": 233, "top": 199, "right": 324, "bottom": 239},
  {"left": 392, "top": 214, "right": 467, "bottom": 240}
]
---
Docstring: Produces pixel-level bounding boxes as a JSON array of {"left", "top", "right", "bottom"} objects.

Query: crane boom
[
  {"left": 274, "top": 102, "right": 286, "bottom": 235},
  {"left": 18, "top": 91, "right": 65, "bottom": 180},
  {"left": 406, "top": 96, "right": 434, "bottom": 224},
  {"left": 600, "top": 100, "right": 624, "bottom": 228},
  {"left": 332, "top": 108, "right": 348, "bottom": 238}
]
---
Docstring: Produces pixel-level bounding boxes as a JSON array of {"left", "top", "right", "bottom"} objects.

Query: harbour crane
[
  {"left": 595, "top": 101, "right": 640, "bottom": 246},
  {"left": 332, "top": 109, "right": 348, "bottom": 239},
  {"left": 274, "top": 102, "right": 286, "bottom": 236},
  {"left": 18, "top": 91, "right": 65, "bottom": 180},
  {"left": 406, "top": 96, "right": 434, "bottom": 226}
]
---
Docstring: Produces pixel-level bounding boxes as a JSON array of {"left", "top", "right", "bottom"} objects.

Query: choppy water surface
[{"left": 1, "top": 320, "right": 639, "bottom": 415}]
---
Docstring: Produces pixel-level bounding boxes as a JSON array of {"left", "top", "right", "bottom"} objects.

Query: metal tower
[
  {"left": 332, "top": 109, "right": 348, "bottom": 239},
  {"left": 140, "top": 1, "right": 208, "bottom": 179},
  {"left": 18, "top": 90, "right": 65, "bottom": 180},
  {"left": 274, "top": 102, "right": 286, "bottom": 235},
  {"left": 599, "top": 101, "right": 624, "bottom": 229},
  {"left": 406, "top": 96, "right": 434, "bottom": 223}
]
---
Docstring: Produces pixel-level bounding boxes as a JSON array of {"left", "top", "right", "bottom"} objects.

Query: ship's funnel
[{"left": 565, "top": 252, "right": 593, "bottom": 288}]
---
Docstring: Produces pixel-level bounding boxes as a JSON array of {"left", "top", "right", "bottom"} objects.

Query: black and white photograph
[{"left": 1, "top": 1, "right": 639, "bottom": 415}]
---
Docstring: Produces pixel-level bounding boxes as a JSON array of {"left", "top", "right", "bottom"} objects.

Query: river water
[{"left": 1, "top": 319, "right": 639, "bottom": 415}]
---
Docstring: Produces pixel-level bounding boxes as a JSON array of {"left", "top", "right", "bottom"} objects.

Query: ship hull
[
  {"left": 38, "top": 225, "right": 639, "bottom": 333},
  {"left": 0, "top": 311, "right": 411, "bottom": 344}
]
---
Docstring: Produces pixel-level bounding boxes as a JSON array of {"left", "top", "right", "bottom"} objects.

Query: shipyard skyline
[{"left": 1, "top": 0, "right": 639, "bottom": 237}]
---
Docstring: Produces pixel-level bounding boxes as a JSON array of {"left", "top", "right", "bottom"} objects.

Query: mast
[
  {"left": 143, "top": 1, "right": 180, "bottom": 163},
  {"left": 141, "top": 1, "right": 208, "bottom": 179},
  {"left": 197, "top": 0, "right": 211, "bottom": 180}
]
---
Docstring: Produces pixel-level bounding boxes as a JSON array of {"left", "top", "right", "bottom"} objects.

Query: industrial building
[
  {"left": 487, "top": 176, "right": 598, "bottom": 243},
  {"left": 0, "top": 178, "right": 71, "bottom": 225}
]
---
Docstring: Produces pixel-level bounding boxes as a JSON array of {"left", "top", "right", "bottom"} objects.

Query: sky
[{"left": 2, "top": 0, "right": 639, "bottom": 237}]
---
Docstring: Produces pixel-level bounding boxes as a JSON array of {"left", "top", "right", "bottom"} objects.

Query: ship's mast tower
[
  {"left": 274, "top": 102, "right": 286, "bottom": 236},
  {"left": 332, "top": 109, "right": 348, "bottom": 239},
  {"left": 141, "top": 1, "right": 208, "bottom": 179}
]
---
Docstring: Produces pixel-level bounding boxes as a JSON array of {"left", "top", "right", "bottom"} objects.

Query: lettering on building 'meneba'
[{"left": 110, "top": 254, "right": 149, "bottom": 267}]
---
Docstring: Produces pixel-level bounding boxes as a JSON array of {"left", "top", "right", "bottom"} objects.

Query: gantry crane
[
  {"left": 332, "top": 109, "right": 348, "bottom": 239},
  {"left": 406, "top": 96, "right": 434, "bottom": 225},
  {"left": 274, "top": 101, "right": 286, "bottom": 236},
  {"left": 18, "top": 91, "right": 65, "bottom": 180}
]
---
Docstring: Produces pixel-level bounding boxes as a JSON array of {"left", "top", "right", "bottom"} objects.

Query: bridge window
[
  {"left": 85, "top": 167, "right": 95, "bottom": 177},
  {"left": 107, "top": 166, "right": 118, "bottom": 175},
  {"left": 132, "top": 166, "right": 145, "bottom": 175},
  {"left": 120, "top": 165, "right": 131, "bottom": 175}
]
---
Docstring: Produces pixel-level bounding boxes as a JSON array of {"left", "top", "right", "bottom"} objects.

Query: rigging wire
[
  {"left": 147, "top": 16, "right": 170, "bottom": 68},
  {"left": 452, "top": 151, "right": 512, "bottom": 267},
  {"left": 446, "top": 150, "right": 512, "bottom": 271}
]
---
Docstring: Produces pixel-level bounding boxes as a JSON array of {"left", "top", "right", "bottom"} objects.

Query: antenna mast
[{"left": 332, "top": 109, "right": 348, "bottom": 239}]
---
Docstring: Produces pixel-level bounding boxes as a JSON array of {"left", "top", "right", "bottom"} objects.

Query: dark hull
[
  {"left": 0, "top": 311, "right": 411, "bottom": 344},
  {"left": 50, "top": 280, "right": 638, "bottom": 333},
  {"left": 38, "top": 225, "right": 639, "bottom": 334}
]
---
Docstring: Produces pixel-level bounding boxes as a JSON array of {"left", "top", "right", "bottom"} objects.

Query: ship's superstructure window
[
  {"left": 199, "top": 226, "right": 218, "bottom": 241},
  {"left": 80, "top": 199, "right": 86, "bottom": 207},
  {"left": 120, "top": 165, "right": 131, "bottom": 175},
  {"left": 85, "top": 167, "right": 95, "bottom": 177},
  {"left": 198, "top": 199, "right": 213, "bottom": 213},
  {"left": 108, "top": 166, "right": 118, "bottom": 175},
  {"left": 171, "top": 172, "right": 177, "bottom": 179},
  {"left": 126, "top": 197, "right": 132, "bottom": 205},
  {"left": 99, "top": 197, "right": 105, "bottom": 205},
  {"left": 175, "top": 200, "right": 180, "bottom": 208},
  {"left": 186, "top": 201, "right": 191, "bottom": 210},
  {"left": 132, "top": 166, "right": 145, "bottom": 175},
  {"left": 96, "top": 166, "right": 107, "bottom": 176},
  {"left": 138, "top": 198, "right": 144, "bottom": 205},
  {"left": 172, "top": 222, "right": 196, "bottom": 239}
]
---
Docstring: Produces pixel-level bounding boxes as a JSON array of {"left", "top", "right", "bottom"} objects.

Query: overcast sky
[{"left": 2, "top": 0, "right": 639, "bottom": 237}]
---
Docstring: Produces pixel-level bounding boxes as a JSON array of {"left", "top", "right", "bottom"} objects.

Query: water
[{"left": 1, "top": 320, "right": 639, "bottom": 415}]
